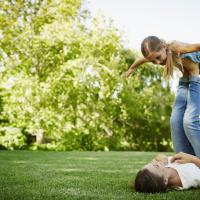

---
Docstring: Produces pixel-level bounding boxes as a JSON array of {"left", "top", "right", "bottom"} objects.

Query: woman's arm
[
  {"left": 124, "top": 57, "right": 148, "bottom": 78},
  {"left": 171, "top": 152, "right": 200, "bottom": 167},
  {"left": 151, "top": 154, "right": 168, "bottom": 165},
  {"left": 169, "top": 41, "right": 200, "bottom": 54}
]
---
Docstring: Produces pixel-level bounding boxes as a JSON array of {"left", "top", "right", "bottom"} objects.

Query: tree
[{"left": 0, "top": 0, "right": 174, "bottom": 151}]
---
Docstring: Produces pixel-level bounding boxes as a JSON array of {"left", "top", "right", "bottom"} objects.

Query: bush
[{"left": 0, "top": 127, "right": 26, "bottom": 150}]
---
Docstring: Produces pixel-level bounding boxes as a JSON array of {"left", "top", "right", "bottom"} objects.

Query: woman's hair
[
  {"left": 141, "top": 36, "right": 181, "bottom": 79},
  {"left": 133, "top": 168, "right": 168, "bottom": 193}
]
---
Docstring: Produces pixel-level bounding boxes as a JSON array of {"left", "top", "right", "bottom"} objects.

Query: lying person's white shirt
[{"left": 165, "top": 156, "right": 200, "bottom": 190}]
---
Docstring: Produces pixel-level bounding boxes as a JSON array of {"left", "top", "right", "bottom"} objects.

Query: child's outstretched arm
[
  {"left": 124, "top": 57, "right": 148, "bottom": 78},
  {"left": 169, "top": 41, "right": 200, "bottom": 54}
]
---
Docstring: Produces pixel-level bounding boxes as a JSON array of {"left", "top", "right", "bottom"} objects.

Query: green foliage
[
  {"left": 0, "top": 127, "right": 26, "bottom": 150},
  {"left": 0, "top": 0, "right": 174, "bottom": 151},
  {"left": 121, "top": 65, "right": 174, "bottom": 151}
]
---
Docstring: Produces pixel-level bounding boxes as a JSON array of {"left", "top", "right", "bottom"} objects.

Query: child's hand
[{"left": 124, "top": 69, "right": 134, "bottom": 78}]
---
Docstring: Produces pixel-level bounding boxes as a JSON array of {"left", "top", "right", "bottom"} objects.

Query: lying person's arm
[
  {"left": 151, "top": 153, "right": 168, "bottom": 165},
  {"left": 171, "top": 152, "right": 200, "bottom": 168}
]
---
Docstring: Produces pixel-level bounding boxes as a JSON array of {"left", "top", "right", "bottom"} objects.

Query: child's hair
[
  {"left": 133, "top": 168, "right": 168, "bottom": 193},
  {"left": 141, "top": 35, "right": 179, "bottom": 79},
  {"left": 141, "top": 36, "right": 164, "bottom": 57}
]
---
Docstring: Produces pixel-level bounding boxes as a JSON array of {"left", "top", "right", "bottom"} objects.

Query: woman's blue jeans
[{"left": 170, "top": 76, "right": 200, "bottom": 158}]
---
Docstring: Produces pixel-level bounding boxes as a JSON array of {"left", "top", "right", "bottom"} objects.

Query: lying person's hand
[
  {"left": 171, "top": 152, "right": 197, "bottom": 164},
  {"left": 151, "top": 154, "right": 168, "bottom": 165}
]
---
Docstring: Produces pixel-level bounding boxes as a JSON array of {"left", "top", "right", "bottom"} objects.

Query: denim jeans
[{"left": 170, "top": 76, "right": 200, "bottom": 158}]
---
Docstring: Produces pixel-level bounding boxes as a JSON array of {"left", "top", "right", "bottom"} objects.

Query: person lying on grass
[{"left": 130, "top": 152, "right": 200, "bottom": 193}]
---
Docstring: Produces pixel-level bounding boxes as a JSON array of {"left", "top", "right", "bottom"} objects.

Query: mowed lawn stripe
[{"left": 0, "top": 151, "right": 200, "bottom": 200}]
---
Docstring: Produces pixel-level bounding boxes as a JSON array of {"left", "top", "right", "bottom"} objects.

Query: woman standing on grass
[{"left": 125, "top": 36, "right": 200, "bottom": 158}]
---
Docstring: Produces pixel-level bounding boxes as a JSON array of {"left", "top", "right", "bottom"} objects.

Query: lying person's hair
[{"left": 134, "top": 168, "right": 168, "bottom": 193}]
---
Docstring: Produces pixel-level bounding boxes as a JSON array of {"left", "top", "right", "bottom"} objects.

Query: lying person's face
[{"left": 143, "top": 161, "right": 166, "bottom": 178}]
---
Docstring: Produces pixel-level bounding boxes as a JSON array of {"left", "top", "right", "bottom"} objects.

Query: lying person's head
[{"left": 133, "top": 161, "right": 169, "bottom": 193}]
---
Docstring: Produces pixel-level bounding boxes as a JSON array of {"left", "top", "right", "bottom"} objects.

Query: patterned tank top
[{"left": 181, "top": 51, "right": 200, "bottom": 63}]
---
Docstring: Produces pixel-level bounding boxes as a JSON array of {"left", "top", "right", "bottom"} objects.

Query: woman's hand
[
  {"left": 154, "top": 154, "right": 168, "bottom": 164},
  {"left": 150, "top": 154, "right": 168, "bottom": 165},
  {"left": 171, "top": 152, "right": 200, "bottom": 167}
]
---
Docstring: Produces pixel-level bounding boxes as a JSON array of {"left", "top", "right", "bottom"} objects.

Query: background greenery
[{"left": 0, "top": 0, "right": 174, "bottom": 151}]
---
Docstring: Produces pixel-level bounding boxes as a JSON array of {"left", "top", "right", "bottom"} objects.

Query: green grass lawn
[{"left": 0, "top": 151, "right": 200, "bottom": 200}]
